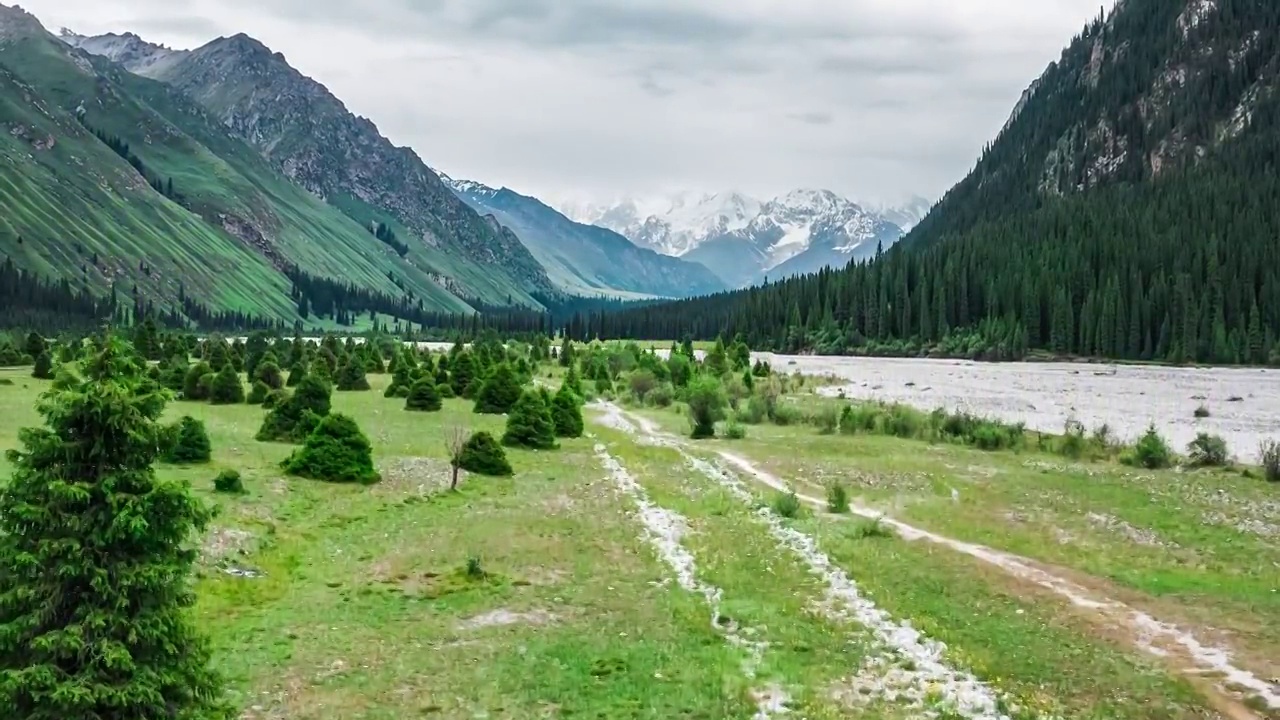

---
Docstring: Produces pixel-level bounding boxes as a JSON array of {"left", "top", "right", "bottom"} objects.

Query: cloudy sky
[{"left": 24, "top": 0, "right": 1114, "bottom": 206}]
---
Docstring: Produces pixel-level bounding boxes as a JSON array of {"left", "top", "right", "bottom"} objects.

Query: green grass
[{"left": 1, "top": 361, "right": 1272, "bottom": 717}]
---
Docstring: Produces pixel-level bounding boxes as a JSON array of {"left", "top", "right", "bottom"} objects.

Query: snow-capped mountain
[
  {"left": 561, "top": 189, "right": 915, "bottom": 287},
  {"left": 869, "top": 195, "right": 933, "bottom": 233},
  {"left": 437, "top": 173, "right": 727, "bottom": 299}
]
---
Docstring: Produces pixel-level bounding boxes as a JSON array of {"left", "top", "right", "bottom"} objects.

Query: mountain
[
  {"left": 584, "top": 0, "right": 1280, "bottom": 367},
  {"left": 564, "top": 189, "right": 907, "bottom": 287},
  {"left": 440, "top": 175, "right": 727, "bottom": 299},
  {"left": 868, "top": 195, "right": 933, "bottom": 232},
  {"left": 0, "top": 18, "right": 556, "bottom": 327}
]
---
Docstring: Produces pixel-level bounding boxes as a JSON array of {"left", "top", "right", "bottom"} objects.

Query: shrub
[
  {"left": 182, "top": 361, "right": 213, "bottom": 401},
  {"left": 473, "top": 363, "right": 522, "bottom": 414},
  {"left": 1193, "top": 404, "right": 1211, "bottom": 419},
  {"left": 208, "top": 363, "right": 244, "bottom": 405},
  {"left": 437, "top": 383, "right": 456, "bottom": 399},
  {"left": 647, "top": 382, "right": 675, "bottom": 408},
  {"left": 458, "top": 431, "right": 514, "bottom": 477},
  {"left": 502, "top": 389, "right": 558, "bottom": 450},
  {"left": 162, "top": 416, "right": 213, "bottom": 464},
  {"left": 263, "top": 388, "right": 288, "bottom": 409},
  {"left": 815, "top": 405, "right": 839, "bottom": 435},
  {"left": 771, "top": 491, "right": 803, "bottom": 519},
  {"left": 213, "top": 470, "right": 245, "bottom": 494},
  {"left": 1130, "top": 425, "right": 1172, "bottom": 469},
  {"left": 286, "top": 362, "right": 306, "bottom": 387},
  {"left": 1187, "top": 433, "right": 1230, "bottom": 467},
  {"left": 405, "top": 379, "right": 443, "bottom": 412},
  {"left": 334, "top": 359, "right": 370, "bottom": 391},
  {"left": 770, "top": 403, "right": 803, "bottom": 427},
  {"left": 737, "top": 395, "right": 768, "bottom": 424},
  {"left": 282, "top": 413, "right": 380, "bottom": 484},
  {"left": 256, "top": 375, "right": 331, "bottom": 443},
  {"left": 826, "top": 483, "right": 850, "bottom": 514},
  {"left": 247, "top": 380, "right": 270, "bottom": 405},
  {"left": 1259, "top": 440, "right": 1280, "bottom": 482},
  {"left": 848, "top": 516, "right": 895, "bottom": 540},
  {"left": 31, "top": 351, "right": 53, "bottom": 380},
  {"left": 628, "top": 370, "right": 658, "bottom": 403},
  {"left": 1058, "top": 417, "right": 1088, "bottom": 459},
  {"left": 723, "top": 421, "right": 747, "bottom": 440},
  {"left": 551, "top": 383, "right": 585, "bottom": 438},
  {"left": 254, "top": 361, "right": 283, "bottom": 390},
  {"left": 686, "top": 375, "right": 728, "bottom": 439}
]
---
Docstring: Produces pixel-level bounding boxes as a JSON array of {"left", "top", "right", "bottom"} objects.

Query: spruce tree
[
  {"left": 473, "top": 363, "right": 522, "bottom": 414},
  {"left": 551, "top": 383, "right": 584, "bottom": 438},
  {"left": 502, "top": 389, "right": 557, "bottom": 450},
  {"left": 31, "top": 351, "right": 53, "bottom": 380},
  {"left": 286, "top": 362, "right": 306, "bottom": 387},
  {"left": 253, "top": 360, "right": 283, "bottom": 390},
  {"left": 450, "top": 352, "right": 476, "bottom": 397},
  {"left": 404, "top": 379, "right": 443, "bottom": 412},
  {"left": 0, "top": 338, "right": 231, "bottom": 719},
  {"left": 335, "top": 358, "right": 370, "bottom": 391},
  {"left": 162, "top": 415, "right": 213, "bottom": 464},
  {"left": 183, "top": 361, "right": 213, "bottom": 401},
  {"left": 282, "top": 414, "right": 380, "bottom": 484},
  {"left": 208, "top": 362, "right": 245, "bottom": 405},
  {"left": 563, "top": 364, "right": 584, "bottom": 398},
  {"left": 458, "top": 432, "right": 513, "bottom": 476},
  {"left": 257, "top": 375, "right": 332, "bottom": 443}
]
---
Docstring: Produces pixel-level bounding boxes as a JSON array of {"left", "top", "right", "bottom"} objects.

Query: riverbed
[{"left": 759, "top": 354, "right": 1278, "bottom": 464}]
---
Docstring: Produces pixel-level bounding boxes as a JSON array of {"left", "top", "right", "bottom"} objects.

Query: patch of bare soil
[
  {"left": 375, "top": 456, "right": 457, "bottom": 498},
  {"left": 456, "top": 608, "right": 556, "bottom": 631}
]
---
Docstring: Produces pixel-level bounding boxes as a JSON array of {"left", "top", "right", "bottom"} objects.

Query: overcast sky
[{"left": 23, "top": 0, "right": 1114, "bottom": 206}]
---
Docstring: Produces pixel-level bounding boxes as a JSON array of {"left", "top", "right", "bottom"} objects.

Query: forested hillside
[{"left": 581, "top": 0, "right": 1280, "bottom": 365}]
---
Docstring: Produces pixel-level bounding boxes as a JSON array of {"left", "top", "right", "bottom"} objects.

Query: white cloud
[{"left": 20, "top": 0, "right": 1116, "bottom": 204}]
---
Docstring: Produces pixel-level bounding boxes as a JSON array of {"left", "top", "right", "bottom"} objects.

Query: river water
[{"left": 758, "top": 354, "right": 1279, "bottom": 464}]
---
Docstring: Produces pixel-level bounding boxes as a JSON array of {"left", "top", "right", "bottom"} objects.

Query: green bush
[
  {"left": 723, "top": 421, "right": 747, "bottom": 439},
  {"left": 848, "top": 516, "right": 895, "bottom": 540},
  {"left": 286, "top": 362, "right": 306, "bottom": 387},
  {"left": 182, "top": 361, "right": 213, "bottom": 401},
  {"left": 814, "top": 405, "right": 839, "bottom": 435},
  {"left": 458, "top": 431, "right": 514, "bottom": 477},
  {"left": 647, "top": 383, "right": 675, "bottom": 408},
  {"left": 686, "top": 375, "right": 728, "bottom": 439},
  {"left": 208, "top": 363, "right": 245, "bottom": 405},
  {"left": 1129, "top": 425, "right": 1173, "bottom": 469},
  {"left": 335, "top": 359, "right": 371, "bottom": 391},
  {"left": 826, "top": 483, "right": 850, "bottom": 514},
  {"left": 213, "top": 470, "right": 245, "bottom": 494},
  {"left": 1187, "top": 433, "right": 1230, "bottom": 467},
  {"left": 551, "top": 383, "right": 584, "bottom": 438},
  {"left": 282, "top": 413, "right": 380, "bottom": 484},
  {"left": 256, "top": 375, "right": 332, "bottom": 443},
  {"left": 502, "top": 389, "right": 558, "bottom": 450},
  {"left": 263, "top": 388, "right": 288, "bottom": 409},
  {"left": 770, "top": 403, "right": 803, "bottom": 427},
  {"left": 1259, "top": 440, "right": 1280, "bottom": 482},
  {"left": 473, "top": 363, "right": 522, "bottom": 414},
  {"left": 162, "top": 416, "right": 212, "bottom": 464},
  {"left": 405, "top": 379, "right": 443, "bottom": 412},
  {"left": 31, "top": 351, "right": 53, "bottom": 380},
  {"left": 737, "top": 395, "right": 768, "bottom": 424},
  {"left": 247, "top": 380, "right": 270, "bottom": 405},
  {"left": 771, "top": 491, "right": 803, "bottom": 519},
  {"left": 437, "top": 383, "right": 456, "bottom": 399}
]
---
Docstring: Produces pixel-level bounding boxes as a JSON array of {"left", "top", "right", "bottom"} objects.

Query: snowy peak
[{"left": 436, "top": 171, "right": 496, "bottom": 198}]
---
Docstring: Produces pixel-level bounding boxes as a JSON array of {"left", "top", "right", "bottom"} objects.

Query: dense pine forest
[{"left": 570, "top": 0, "right": 1280, "bottom": 365}]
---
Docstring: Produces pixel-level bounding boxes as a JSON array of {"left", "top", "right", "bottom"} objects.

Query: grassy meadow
[{"left": 0, "top": 352, "right": 1276, "bottom": 719}]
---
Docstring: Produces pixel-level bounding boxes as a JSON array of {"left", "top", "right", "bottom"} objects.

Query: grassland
[{"left": 0, "top": 359, "right": 1276, "bottom": 719}]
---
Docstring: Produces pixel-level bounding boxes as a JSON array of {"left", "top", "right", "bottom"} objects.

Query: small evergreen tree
[
  {"left": 183, "top": 361, "right": 213, "bottom": 401},
  {"left": 473, "top": 363, "right": 522, "bottom": 414},
  {"left": 282, "top": 414, "right": 380, "bottom": 484},
  {"left": 551, "top": 383, "right": 584, "bottom": 438},
  {"left": 248, "top": 380, "right": 270, "bottom": 405},
  {"left": 209, "top": 362, "right": 245, "bottom": 405},
  {"left": 404, "top": 379, "right": 443, "bottom": 412},
  {"left": 254, "top": 360, "right": 283, "bottom": 390},
  {"left": 450, "top": 352, "right": 476, "bottom": 397},
  {"left": 31, "top": 350, "right": 53, "bottom": 379},
  {"left": 163, "top": 415, "right": 213, "bottom": 464},
  {"left": 563, "top": 364, "right": 584, "bottom": 397},
  {"left": 437, "top": 383, "right": 456, "bottom": 399},
  {"left": 286, "top": 362, "right": 306, "bottom": 387},
  {"left": 0, "top": 338, "right": 230, "bottom": 718},
  {"left": 686, "top": 375, "right": 728, "bottom": 439},
  {"left": 502, "top": 389, "right": 557, "bottom": 450},
  {"left": 458, "top": 431, "right": 513, "bottom": 477},
  {"left": 335, "top": 358, "right": 371, "bottom": 391},
  {"left": 256, "top": 375, "right": 332, "bottom": 443}
]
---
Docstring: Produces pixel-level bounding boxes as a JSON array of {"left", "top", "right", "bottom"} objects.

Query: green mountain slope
[
  {"left": 67, "top": 30, "right": 557, "bottom": 308},
  {"left": 584, "top": 0, "right": 1280, "bottom": 365},
  {"left": 443, "top": 176, "right": 727, "bottom": 299}
]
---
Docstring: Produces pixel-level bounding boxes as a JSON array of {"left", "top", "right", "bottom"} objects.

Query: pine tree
[
  {"left": 209, "top": 362, "right": 245, "bottom": 405},
  {"left": 404, "top": 379, "right": 443, "bottom": 412},
  {"left": 282, "top": 414, "right": 380, "bottom": 484},
  {"left": 256, "top": 375, "right": 332, "bottom": 443},
  {"left": 162, "top": 416, "right": 213, "bottom": 464},
  {"left": 450, "top": 352, "right": 477, "bottom": 397},
  {"left": 0, "top": 338, "right": 231, "bottom": 719},
  {"left": 183, "top": 361, "right": 213, "bottom": 401},
  {"left": 335, "top": 358, "right": 371, "bottom": 391},
  {"left": 502, "top": 389, "right": 557, "bottom": 450},
  {"left": 31, "top": 351, "right": 53, "bottom": 380},
  {"left": 286, "top": 362, "right": 306, "bottom": 387},
  {"left": 458, "top": 431, "right": 513, "bottom": 477},
  {"left": 551, "top": 383, "right": 584, "bottom": 438},
  {"left": 473, "top": 363, "right": 522, "bottom": 414},
  {"left": 563, "top": 363, "right": 584, "bottom": 397},
  {"left": 254, "top": 360, "right": 283, "bottom": 390}
]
